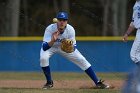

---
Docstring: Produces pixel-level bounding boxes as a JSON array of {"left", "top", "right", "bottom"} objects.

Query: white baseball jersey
[
  {"left": 130, "top": 1, "right": 140, "bottom": 63},
  {"left": 43, "top": 23, "right": 76, "bottom": 47},
  {"left": 40, "top": 23, "right": 91, "bottom": 70},
  {"left": 132, "top": 1, "right": 140, "bottom": 29}
]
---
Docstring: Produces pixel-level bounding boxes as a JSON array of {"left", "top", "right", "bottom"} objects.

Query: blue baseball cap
[{"left": 56, "top": 12, "right": 68, "bottom": 20}]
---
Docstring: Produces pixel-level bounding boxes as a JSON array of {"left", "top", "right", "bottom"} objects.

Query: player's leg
[
  {"left": 60, "top": 49, "right": 98, "bottom": 84},
  {"left": 40, "top": 47, "right": 57, "bottom": 89},
  {"left": 59, "top": 49, "right": 109, "bottom": 88},
  {"left": 130, "top": 29, "right": 140, "bottom": 67}
]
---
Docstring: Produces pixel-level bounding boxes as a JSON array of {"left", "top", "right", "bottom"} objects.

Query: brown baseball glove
[{"left": 60, "top": 39, "right": 74, "bottom": 53}]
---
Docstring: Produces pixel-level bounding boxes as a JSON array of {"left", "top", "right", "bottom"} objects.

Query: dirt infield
[{"left": 0, "top": 80, "right": 124, "bottom": 89}]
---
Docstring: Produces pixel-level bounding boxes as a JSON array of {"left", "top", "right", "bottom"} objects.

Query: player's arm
[
  {"left": 42, "top": 28, "right": 51, "bottom": 51},
  {"left": 123, "top": 22, "right": 135, "bottom": 42},
  {"left": 48, "top": 31, "right": 60, "bottom": 46},
  {"left": 42, "top": 26, "right": 60, "bottom": 51},
  {"left": 42, "top": 31, "right": 60, "bottom": 51},
  {"left": 125, "top": 22, "right": 135, "bottom": 35}
]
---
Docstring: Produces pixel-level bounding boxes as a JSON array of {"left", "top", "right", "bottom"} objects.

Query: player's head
[{"left": 56, "top": 11, "right": 68, "bottom": 30}]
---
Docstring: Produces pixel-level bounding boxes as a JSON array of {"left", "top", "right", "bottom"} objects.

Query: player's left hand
[
  {"left": 60, "top": 39, "right": 74, "bottom": 53},
  {"left": 122, "top": 34, "right": 128, "bottom": 42}
]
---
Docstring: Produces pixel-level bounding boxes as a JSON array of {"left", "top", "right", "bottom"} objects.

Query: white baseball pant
[
  {"left": 130, "top": 29, "right": 140, "bottom": 63},
  {"left": 40, "top": 47, "right": 91, "bottom": 71}
]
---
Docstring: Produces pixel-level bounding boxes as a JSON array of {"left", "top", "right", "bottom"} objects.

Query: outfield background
[{"left": 0, "top": 36, "right": 136, "bottom": 72}]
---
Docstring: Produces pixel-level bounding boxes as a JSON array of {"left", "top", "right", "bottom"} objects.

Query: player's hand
[
  {"left": 122, "top": 34, "right": 128, "bottom": 42},
  {"left": 48, "top": 31, "right": 60, "bottom": 47},
  {"left": 51, "top": 31, "right": 60, "bottom": 42}
]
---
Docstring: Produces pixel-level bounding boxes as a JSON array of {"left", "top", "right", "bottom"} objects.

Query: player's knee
[
  {"left": 40, "top": 56, "right": 49, "bottom": 67},
  {"left": 83, "top": 64, "right": 91, "bottom": 71}
]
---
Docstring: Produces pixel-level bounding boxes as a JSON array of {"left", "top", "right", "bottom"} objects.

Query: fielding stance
[{"left": 40, "top": 11, "right": 110, "bottom": 89}]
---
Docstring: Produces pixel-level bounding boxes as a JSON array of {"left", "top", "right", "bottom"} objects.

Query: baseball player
[
  {"left": 122, "top": 1, "right": 140, "bottom": 92},
  {"left": 40, "top": 11, "right": 110, "bottom": 89},
  {"left": 123, "top": 0, "right": 140, "bottom": 66}
]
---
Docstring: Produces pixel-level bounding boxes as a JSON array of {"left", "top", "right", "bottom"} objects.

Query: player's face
[{"left": 57, "top": 18, "right": 68, "bottom": 30}]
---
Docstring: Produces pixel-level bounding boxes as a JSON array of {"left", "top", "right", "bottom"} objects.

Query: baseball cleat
[
  {"left": 96, "top": 79, "right": 110, "bottom": 89},
  {"left": 43, "top": 81, "right": 53, "bottom": 89}
]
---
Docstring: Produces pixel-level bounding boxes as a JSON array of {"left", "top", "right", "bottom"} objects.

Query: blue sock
[
  {"left": 85, "top": 66, "right": 99, "bottom": 85},
  {"left": 42, "top": 66, "right": 52, "bottom": 82}
]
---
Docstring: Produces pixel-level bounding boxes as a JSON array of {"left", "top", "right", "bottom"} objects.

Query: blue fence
[{"left": 0, "top": 41, "right": 135, "bottom": 72}]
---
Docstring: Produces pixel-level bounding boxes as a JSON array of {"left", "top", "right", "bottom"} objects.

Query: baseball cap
[{"left": 56, "top": 12, "right": 68, "bottom": 20}]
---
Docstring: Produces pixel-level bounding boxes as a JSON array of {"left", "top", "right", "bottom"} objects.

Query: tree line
[{"left": 0, "top": 0, "right": 135, "bottom": 36}]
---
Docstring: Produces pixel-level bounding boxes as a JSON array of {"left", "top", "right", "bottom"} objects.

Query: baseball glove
[{"left": 60, "top": 39, "right": 74, "bottom": 53}]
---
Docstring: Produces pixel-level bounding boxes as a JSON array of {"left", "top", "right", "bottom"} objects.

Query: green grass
[
  {"left": 0, "top": 88, "right": 121, "bottom": 93},
  {"left": 96, "top": 73, "right": 127, "bottom": 80},
  {"left": 0, "top": 72, "right": 44, "bottom": 80},
  {"left": 0, "top": 72, "right": 127, "bottom": 80}
]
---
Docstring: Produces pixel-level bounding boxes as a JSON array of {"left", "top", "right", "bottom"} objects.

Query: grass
[
  {"left": 0, "top": 72, "right": 127, "bottom": 80},
  {"left": 0, "top": 88, "right": 121, "bottom": 93},
  {"left": 0, "top": 72, "right": 126, "bottom": 93}
]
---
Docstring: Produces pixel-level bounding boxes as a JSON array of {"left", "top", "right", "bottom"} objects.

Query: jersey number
[{"left": 138, "top": 12, "right": 140, "bottom": 19}]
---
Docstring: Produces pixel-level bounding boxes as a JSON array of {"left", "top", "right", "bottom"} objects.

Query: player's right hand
[
  {"left": 122, "top": 34, "right": 128, "bottom": 42},
  {"left": 51, "top": 31, "right": 60, "bottom": 42}
]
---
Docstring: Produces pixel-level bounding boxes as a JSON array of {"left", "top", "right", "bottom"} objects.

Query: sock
[
  {"left": 42, "top": 66, "right": 52, "bottom": 82},
  {"left": 85, "top": 66, "right": 99, "bottom": 85}
]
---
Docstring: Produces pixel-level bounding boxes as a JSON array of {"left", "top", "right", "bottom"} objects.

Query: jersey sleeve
[
  {"left": 68, "top": 26, "right": 76, "bottom": 45},
  {"left": 43, "top": 26, "right": 52, "bottom": 42},
  {"left": 132, "top": 3, "right": 140, "bottom": 28}
]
